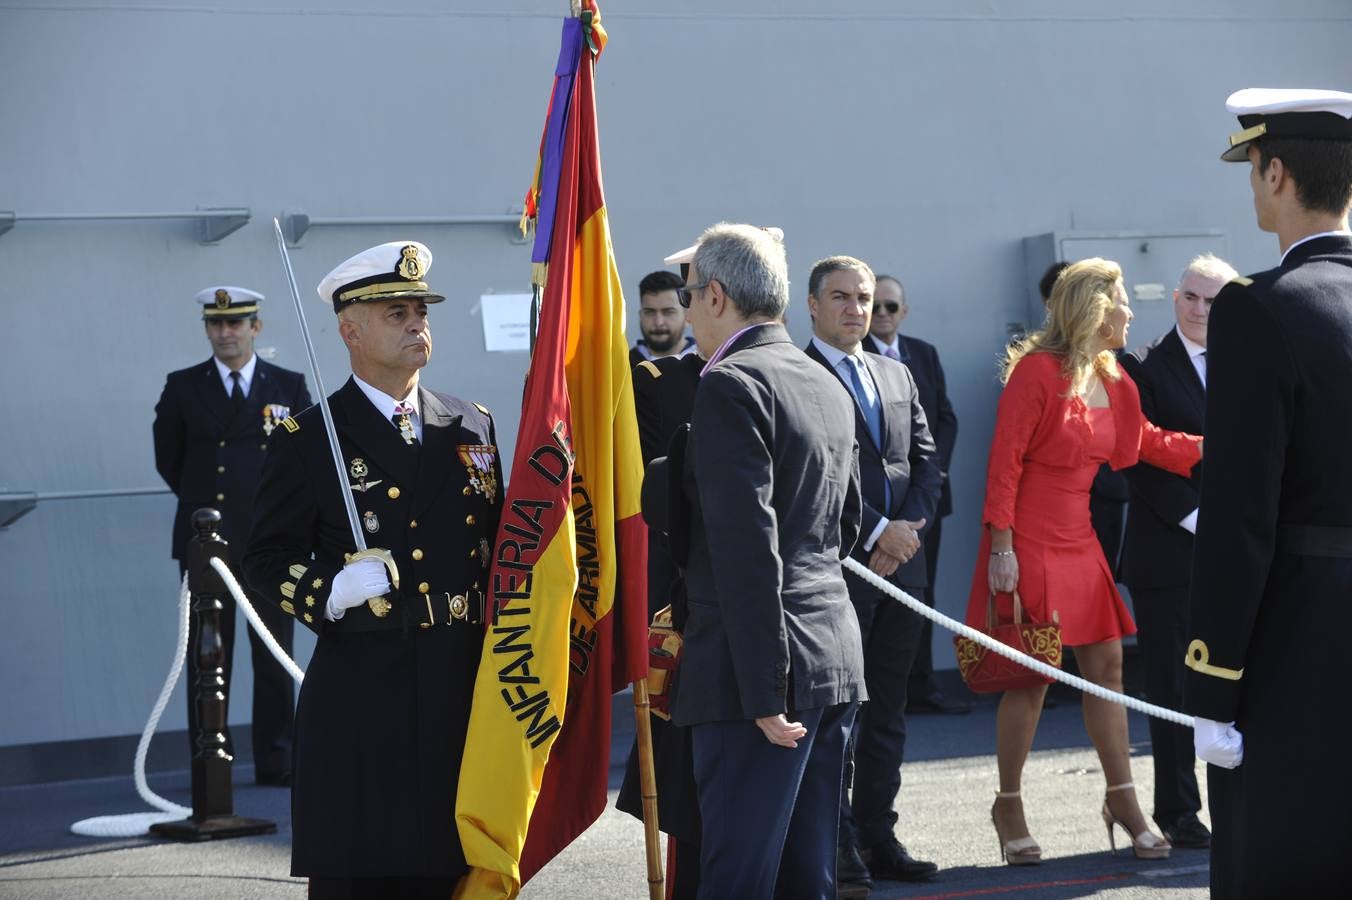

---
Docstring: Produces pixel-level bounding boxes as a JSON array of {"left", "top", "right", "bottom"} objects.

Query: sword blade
[{"left": 272, "top": 218, "right": 367, "bottom": 553}]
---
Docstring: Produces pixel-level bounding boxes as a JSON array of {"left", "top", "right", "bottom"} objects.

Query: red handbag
[{"left": 953, "top": 590, "right": 1062, "bottom": 693}]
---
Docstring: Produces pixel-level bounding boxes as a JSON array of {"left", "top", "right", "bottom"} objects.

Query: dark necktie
[
  {"left": 392, "top": 402, "right": 418, "bottom": 446},
  {"left": 1198, "top": 351, "right": 1207, "bottom": 389},
  {"left": 845, "top": 356, "right": 892, "bottom": 512},
  {"left": 229, "top": 370, "right": 245, "bottom": 414}
]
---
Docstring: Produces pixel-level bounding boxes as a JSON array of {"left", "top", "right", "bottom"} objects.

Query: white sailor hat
[
  {"left": 317, "top": 241, "right": 445, "bottom": 313},
  {"left": 197, "top": 285, "right": 262, "bottom": 320},
  {"left": 1221, "top": 88, "right": 1352, "bottom": 161}
]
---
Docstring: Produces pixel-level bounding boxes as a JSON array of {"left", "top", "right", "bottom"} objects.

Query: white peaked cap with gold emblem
[
  {"left": 1221, "top": 87, "right": 1352, "bottom": 161},
  {"left": 317, "top": 240, "right": 445, "bottom": 313},
  {"left": 196, "top": 285, "right": 263, "bottom": 320}
]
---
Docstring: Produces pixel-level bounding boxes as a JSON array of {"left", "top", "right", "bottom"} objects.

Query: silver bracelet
[{"left": 990, "top": 549, "right": 1015, "bottom": 557}]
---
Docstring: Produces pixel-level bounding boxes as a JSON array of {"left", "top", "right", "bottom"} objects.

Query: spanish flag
[{"left": 455, "top": 4, "right": 648, "bottom": 897}]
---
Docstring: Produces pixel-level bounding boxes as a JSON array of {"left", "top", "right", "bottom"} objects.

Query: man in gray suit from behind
[{"left": 668, "top": 223, "right": 867, "bottom": 899}]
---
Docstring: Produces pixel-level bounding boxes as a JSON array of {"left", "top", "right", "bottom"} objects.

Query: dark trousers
[
  {"left": 842, "top": 576, "right": 925, "bottom": 848},
  {"left": 692, "top": 702, "right": 856, "bottom": 900},
  {"left": 906, "top": 517, "right": 943, "bottom": 699},
  {"left": 1130, "top": 584, "right": 1201, "bottom": 825},
  {"left": 181, "top": 557, "right": 295, "bottom": 778}
]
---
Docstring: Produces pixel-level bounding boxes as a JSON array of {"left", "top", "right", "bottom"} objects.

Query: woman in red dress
[{"left": 970, "top": 258, "right": 1202, "bottom": 865}]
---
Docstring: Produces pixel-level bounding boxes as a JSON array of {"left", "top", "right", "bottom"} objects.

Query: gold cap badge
[
  {"left": 396, "top": 244, "right": 422, "bottom": 280},
  {"left": 214, "top": 288, "right": 231, "bottom": 310}
]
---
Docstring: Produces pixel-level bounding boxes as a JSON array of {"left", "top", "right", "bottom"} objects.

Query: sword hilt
[{"left": 347, "top": 547, "right": 400, "bottom": 618}]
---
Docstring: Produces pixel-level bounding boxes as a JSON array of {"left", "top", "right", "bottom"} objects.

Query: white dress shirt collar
[
  {"left": 811, "top": 336, "right": 866, "bottom": 372},
  {"left": 352, "top": 374, "right": 423, "bottom": 441},
  {"left": 214, "top": 353, "right": 257, "bottom": 396},
  {"left": 1175, "top": 325, "right": 1207, "bottom": 388},
  {"left": 1175, "top": 325, "right": 1206, "bottom": 360},
  {"left": 870, "top": 333, "right": 903, "bottom": 359},
  {"left": 1281, "top": 229, "right": 1352, "bottom": 266}
]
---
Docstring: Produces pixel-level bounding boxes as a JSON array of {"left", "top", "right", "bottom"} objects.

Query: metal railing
[{"left": 0, "top": 487, "right": 172, "bottom": 530}]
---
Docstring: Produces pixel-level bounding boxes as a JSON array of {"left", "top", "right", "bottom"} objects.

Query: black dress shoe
[
  {"left": 837, "top": 843, "right": 873, "bottom": 889},
  {"left": 1159, "top": 815, "right": 1211, "bottom": 848},
  {"left": 906, "top": 692, "right": 972, "bottom": 715},
  {"left": 861, "top": 836, "right": 939, "bottom": 882},
  {"left": 255, "top": 772, "right": 292, "bottom": 787}
]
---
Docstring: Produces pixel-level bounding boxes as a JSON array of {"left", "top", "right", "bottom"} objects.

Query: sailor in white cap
[
  {"left": 1185, "top": 89, "right": 1352, "bottom": 898},
  {"left": 243, "top": 241, "right": 503, "bottom": 896},
  {"left": 152, "top": 285, "right": 311, "bottom": 784}
]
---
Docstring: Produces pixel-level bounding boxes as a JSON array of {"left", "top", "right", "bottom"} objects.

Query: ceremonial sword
[{"left": 272, "top": 218, "right": 399, "bottom": 617}]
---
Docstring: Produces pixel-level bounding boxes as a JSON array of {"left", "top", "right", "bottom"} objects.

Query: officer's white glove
[
  {"left": 1193, "top": 717, "right": 1243, "bottom": 769},
  {"left": 326, "top": 557, "right": 391, "bottom": 621}
]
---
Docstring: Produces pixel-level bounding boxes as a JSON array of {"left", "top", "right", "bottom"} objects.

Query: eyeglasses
[
  {"left": 873, "top": 301, "right": 900, "bottom": 314},
  {"left": 677, "top": 280, "right": 711, "bottom": 309}
]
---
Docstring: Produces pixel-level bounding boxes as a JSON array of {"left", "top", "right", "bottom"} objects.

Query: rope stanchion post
[{"left": 149, "top": 508, "right": 276, "bottom": 842}]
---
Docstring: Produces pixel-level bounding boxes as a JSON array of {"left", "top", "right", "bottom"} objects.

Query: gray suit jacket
[
  {"left": 671, "top": 323, "right": 867, "bottom": 726},
  {"left": 806, "top": 341, "right": 941, "bottom": 589}
]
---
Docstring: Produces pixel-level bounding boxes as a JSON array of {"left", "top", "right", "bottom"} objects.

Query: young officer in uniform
[
  {"left": 1185, "top": 88, "right": 1352, "bottom": 899},
  {"left": 243, "top": 241, "right": 503, "bottom": 898},
  {"left": 152, "top": 286, "right": 310, "bottom": 784}
]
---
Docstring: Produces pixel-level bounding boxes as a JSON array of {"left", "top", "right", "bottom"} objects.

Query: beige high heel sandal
[
  {"left": 1101, "top": 782, "right": 1171, "bottom": 860},
  {"left": 991, "top": 791, "right": 1042, "bottom": 865}
]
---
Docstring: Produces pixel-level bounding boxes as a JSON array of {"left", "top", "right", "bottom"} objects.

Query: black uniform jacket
[
  {"left": 806, "top": 341, "right": 942, "bottom": 589},
  {"left": 243, "top": 377, "right": 503, "bottom": 878},
  {"left": 866, "top": 333, "right": 958, "bottom": 516},
  {"left": 671, "top": 324, "right": 866, "bottom": 726},
  {"left": 1120, "top": 329, "right": 1204, "bottom": 589},
  {"left": 632, "top": 354, "right": 702, "bottom": 616},
  {"left": 1185, "top": 234, "right": 1352, "bottom": 721},
  {"left": 153, "top": 357, "right": 310, "bottom": 560}
]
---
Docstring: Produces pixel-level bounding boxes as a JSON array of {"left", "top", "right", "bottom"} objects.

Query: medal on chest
[
  {"left": 348, "top": 457, "right": 383, "bottom": 493},
  {"left": 458, "top": 444, "right": 499, "bottom": 502},
  {"left": 262, "top": 404, "right": 290, "bottom": 437}
]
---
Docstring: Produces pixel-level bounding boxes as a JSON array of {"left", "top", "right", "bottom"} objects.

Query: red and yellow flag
[{"left": 456, "top": 4, "right": 647, "bottom": 896}]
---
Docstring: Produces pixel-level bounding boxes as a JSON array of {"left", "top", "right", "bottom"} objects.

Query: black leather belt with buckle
[{"left": 412, "top": 588, "right": 486, "bottom": 629}]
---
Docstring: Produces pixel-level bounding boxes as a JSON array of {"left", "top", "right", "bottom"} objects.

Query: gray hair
[
  {"left": 691, "top": 223, "right": 789, "bottom": 321},
  {"left": 1180, "top": 253, "right": 1238, "bottom": 288}
]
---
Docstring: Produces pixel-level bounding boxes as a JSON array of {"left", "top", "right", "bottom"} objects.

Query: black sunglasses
[
  {"left": 873, "top": 301, "right": 900, "bottom": 314},
  {"left": 677, "top": 280, "right": 711, "bottom": 309}
]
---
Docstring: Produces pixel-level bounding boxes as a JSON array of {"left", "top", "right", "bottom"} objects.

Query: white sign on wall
[{"left": 480, "top": 293, "right": 534, "bottom": 352}]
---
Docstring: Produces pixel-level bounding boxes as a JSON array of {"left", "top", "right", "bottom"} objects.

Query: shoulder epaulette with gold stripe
[{"left": 637, "top": 359, "right": 661, "bottom": 379}]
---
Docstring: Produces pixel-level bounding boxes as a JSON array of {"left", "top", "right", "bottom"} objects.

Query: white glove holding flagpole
[
  {"left": 1194, "top": 717, "right": 1243, "bottom": 769},
  {"left": 327, "top": 557, "right": 391, "bottom": 621}
]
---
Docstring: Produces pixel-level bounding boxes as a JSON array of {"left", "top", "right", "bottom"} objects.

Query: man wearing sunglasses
[
  {"left": 666, "top": 223, "right": 866, "bottom": 900},
  {"left": 864, "top": 276, "right": 965, "bottom": 717}
]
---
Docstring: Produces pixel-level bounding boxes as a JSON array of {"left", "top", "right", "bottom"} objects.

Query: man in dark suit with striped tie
[
  {"left": 153, "top": 286, "right": 311, "bottom": 784},
  {"left": 1120, "top": 254, "right": 1236, "bottom": 851},
  {"left": 805, "top": 256, "right": 943, "bottom": 890}
]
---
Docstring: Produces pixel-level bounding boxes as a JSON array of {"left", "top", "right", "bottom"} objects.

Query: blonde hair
[{"left": 1004, "top": 257, "right": 1124, "bottom": 395}]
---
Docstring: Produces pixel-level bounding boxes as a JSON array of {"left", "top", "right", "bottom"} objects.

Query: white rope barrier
[
  {"left": 70, "top": 564, "right": 306, "bottom": 838},
  {"left": 841, "top": 557, "right": 1196, "bottom": 728},
  {"left": 70, "top": 575, "right": 194, "bottom": 837},
  {"left": 210, "top": 557, "right": 305, "bottom": 686}
]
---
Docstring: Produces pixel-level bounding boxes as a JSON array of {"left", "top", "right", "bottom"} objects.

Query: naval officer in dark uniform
[
  {"left": 243, "top": 241, "right": 503, "bottom": 898},
  {"left": 1185, "top": 88, "right": 1352, "bottom": 898},
  {"left": 152, "top": 286, "right": 310, "bottom": 784}
]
